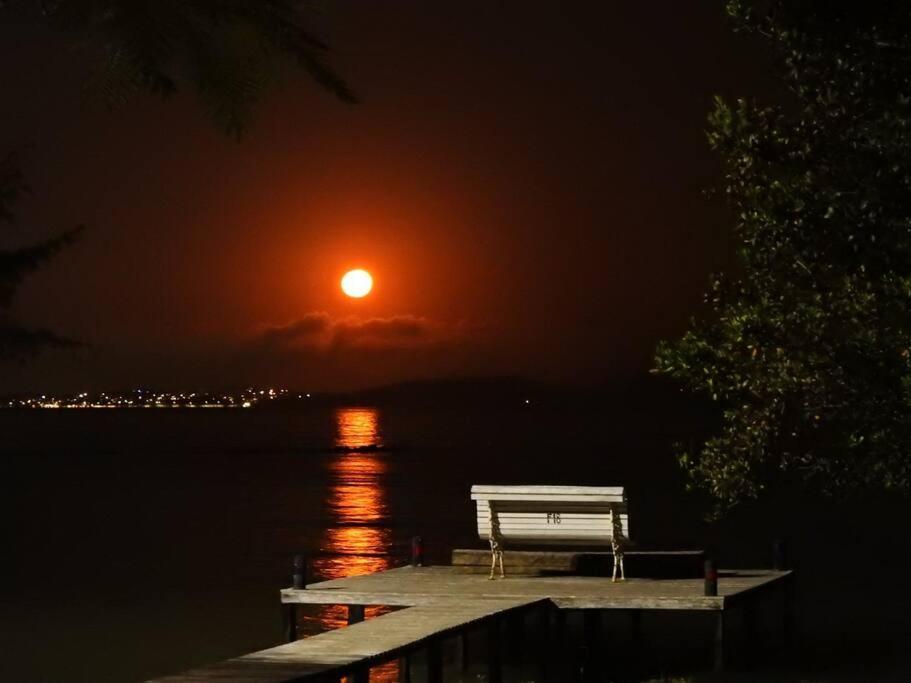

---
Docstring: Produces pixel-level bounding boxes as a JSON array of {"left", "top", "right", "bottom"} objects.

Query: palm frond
[
  {"left": 0, "top": 152, "right": 29, "bottom": 226},
  {"left": 0, "top": 225, "right": 85, "bottom": 310},
  {"left": 42, "top": 0, "right": 356, "bottom": 136},
  {"left": 0, "top": 320, "right": 81, "bottom": 360}
]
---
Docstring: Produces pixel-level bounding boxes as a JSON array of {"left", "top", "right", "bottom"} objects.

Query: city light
[{"left": 3, "top": 388, "right": 291, "bottom": 410}]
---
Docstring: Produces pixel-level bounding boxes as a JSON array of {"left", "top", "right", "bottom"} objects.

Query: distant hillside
[{"left": 272, "top": 373, "right": 714, "bottom": 424}]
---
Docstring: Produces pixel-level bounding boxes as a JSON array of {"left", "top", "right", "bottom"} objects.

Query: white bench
[{"left": 471, "top": 484, "right": 629, "bottom": 580}]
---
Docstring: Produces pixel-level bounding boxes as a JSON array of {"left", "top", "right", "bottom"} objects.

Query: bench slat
[
  {"left": 472, "top": 493, "right": 626, "bottom": 503},
  {"left": 476, "top": 519, "right": 629, "bottom": 529},
  {"left": 475, "top": 512, "right": 629, "bottom": 521},
  {"left": 476, "top": 503, "right": 627, "bottom": 513},
  {"left": 478, "top": 536, "right": 615, "bottom": 546},
  {"left": 478, "top": 528, "right": 629, "bottom": 538},
  {"left": 471, "top": 485, "right": 625, "bottom": 495},
  {"left": 478, "top": 524, "right": 626, "bottom": 538},
  {"left": 476, "top": 511, "right": 628, "bottom": 518}
]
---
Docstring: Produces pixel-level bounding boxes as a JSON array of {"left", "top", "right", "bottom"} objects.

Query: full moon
[{"left": 341, "top": 269, "right": 373, "bottom": 298}]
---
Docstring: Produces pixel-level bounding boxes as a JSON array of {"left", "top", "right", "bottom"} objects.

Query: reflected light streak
[
  {"left": 301, "top": 407, "right": 399, "bottom": 682},
  {"left": 335, "top": 407, "right": 384, "bottom": 449}
]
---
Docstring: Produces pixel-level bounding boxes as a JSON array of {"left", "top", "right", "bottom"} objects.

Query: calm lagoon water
[{"left": 2, "top": 402, "right": 910, "bottom": 681}]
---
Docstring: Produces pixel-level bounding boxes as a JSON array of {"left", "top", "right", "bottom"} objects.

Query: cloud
[
  {"left": 256, "top": 312, "right": 456, "bottom": 352},
  {"left": 233, "top": 313, "right": 504, "bottom": 391},
  {"left": 259, "top": 312, "right": 331, "bottom": 347}
]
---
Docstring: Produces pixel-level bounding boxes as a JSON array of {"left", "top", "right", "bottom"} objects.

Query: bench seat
[{"left": 451, "top": 549, "right": 706, "bottom": 578}]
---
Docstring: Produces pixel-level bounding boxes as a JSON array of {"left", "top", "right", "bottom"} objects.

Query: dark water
[{"left": 2, "top": 403, "right": 911, "bottom": 682}]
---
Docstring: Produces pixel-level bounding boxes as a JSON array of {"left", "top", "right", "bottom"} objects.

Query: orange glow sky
[{"left": 0, "top": 2, "right": 773, "bottom": 392}]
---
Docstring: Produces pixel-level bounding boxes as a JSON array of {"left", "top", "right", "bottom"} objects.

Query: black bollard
[
  {"left": 704, "top": 558, "right": 718, "bottom": 596},
  {"left": 772, "top": 539, "right": 788, "bottom": 571},
  {"left": 285, "top": 554, "right": 306, "bottom": 642},
  {"left": 292, "top": 554, "right": 307, "bottom": 589},
  {"left": 411, "top": 536, "right": 424, "bottom": 567}
]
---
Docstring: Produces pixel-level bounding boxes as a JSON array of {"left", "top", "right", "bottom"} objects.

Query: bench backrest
[{"left": 471, "top": 484, "right": 629, "bottom": 546}]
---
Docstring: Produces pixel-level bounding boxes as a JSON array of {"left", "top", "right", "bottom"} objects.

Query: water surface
[{"left": 2, "top": 402, "right": 910, "bottom": 681}]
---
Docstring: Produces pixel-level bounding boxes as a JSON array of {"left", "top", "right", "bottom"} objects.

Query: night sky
[{"left": 0, "top": 2, "right": 774, "bottom": 392}]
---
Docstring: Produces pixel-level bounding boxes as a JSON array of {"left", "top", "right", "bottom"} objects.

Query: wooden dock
[
  {"left": 281, "top": 565, "right": 787, "bottom": 610},
  {"left": 150, "top": 562, "right": 794, "bottom": 682}
]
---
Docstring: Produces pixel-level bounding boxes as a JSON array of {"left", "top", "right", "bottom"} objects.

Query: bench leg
[
  {"left": 488, "top": 506, "right": 505, "bottom": 579},
  {"left": 488, "top": 545, "right": 505, "bottom": 579},
  {"left": 612, "top": 552, "right": 626, "bottom": 582}
]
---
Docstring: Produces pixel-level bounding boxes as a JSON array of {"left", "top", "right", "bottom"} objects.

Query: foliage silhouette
[{"left": 656, "top": 0, "right": 911, "bottom": 513}]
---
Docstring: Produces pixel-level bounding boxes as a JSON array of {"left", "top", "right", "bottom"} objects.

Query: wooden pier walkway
[
  {"left": 150, "top": 595, "right": 539, "bottom": 682},
  {"left": 150, "top": 564, "right": 794, "bottom": 682}
]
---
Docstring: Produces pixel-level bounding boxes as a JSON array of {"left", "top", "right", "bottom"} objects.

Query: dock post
[
  {"left": 582, "top": 610, "right": 603, "bottom": 682},
  {"left": 549, "top": 608, "right": 568, "bottom": 683},
  {"left": 284, "top": 603, "right": 297, "bottom": 642},
  {"left": 348, "top": 604, "right": 369, "bottom": 683},
  {"left": 773, "top": 539, "right": 796, "bottom": 656},
  {"left": 348, "top": 604, "right": 365, "bottom": 625},
  {"left": 457, "top": 629, "right": 469, "bottom": 672},
  {"left": 629, "top": 608, "right": 643, "bottom": 666},
  {"left": 427, "top": 638, "right": 443, "bottom": 683},
  {"left": 630, "top": 609, "right": 642, "bottom": 639},
  {"left": 397, "top": 655, "right": 411, "bottom": 683},
  {"left": 743, "top": 595, "right": 759, "bottom": 667},
  {"left": 782, "top": 572, "right": 796, "bottom": 654},
  {"left": 506, "top": 609, "right": 524, "bottom": 668},
  {"left": 350, "top": 663, "right": 369, "bottom": 683},
  {"left": 713, "top": 610, "right": 726, "bottom": 672},
  {"left": 537, "top": 603, "right": 551, "bottom": 682},
  {"left": 487, "top": 616, "right": 502, "bottom": 683}
]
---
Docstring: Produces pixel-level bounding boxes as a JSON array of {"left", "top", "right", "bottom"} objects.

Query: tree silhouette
[
  {"left": 656, "top": 0, "right": 911, "bottom": 512},
  {"left": 1, "top": 0, "right": 355, "bottom": 357}
]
